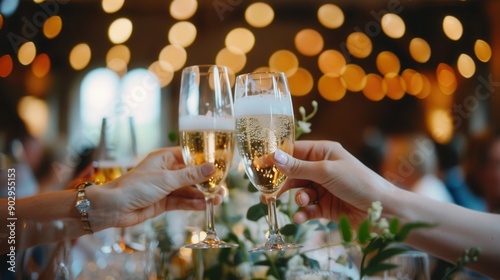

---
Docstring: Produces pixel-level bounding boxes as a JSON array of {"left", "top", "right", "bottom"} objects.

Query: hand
[
  {"left": 273, "top": 140, "right": 395, "bottom": 227},
  {"left": 93, "top": 147, "right": 218, "bottom": 229}
]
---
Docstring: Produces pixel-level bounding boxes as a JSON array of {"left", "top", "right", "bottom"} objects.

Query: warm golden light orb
[
  {"left": 381, "top": 13, "right": 406, "bottom": 39},
  {"left": 159, "top": 44, "right": 187, "bottom": 71},
  {"left": 457, "top": 53, "right": 476, "bottom": 78},
  {"left": 409, "top": 38, "right": 431, "bottom": 63},
  {"left": 43, "top": 16, "right": 62, "bottom": 39},
  {"left": 102, "top": 0, "right": 124, "bottom": 13},
  {"left": 384, "top": 73, "right": 406, "bottom": 100},
  {"left": 32, "top": 53, "right": 51, "bottom": 78},
  {"left": 245, "top": 2, "right": 274, "bottom": 28},
  {"left": 436, "top": 63, "right": 457, "bottom": 95},
  {"left": 225, "top": 27, "right": 255, "bottom": 54},
  {"left": 169, "top": 21, "right": 197, "bottom": 48},
  {"left": 318, "top": 74, "right": 346, "bottom": 101},
  {"left": 288, "top": 68, "right": 314, "bottom": 96},
  {"left": 216, "top": 47, "right": 247, "bottom": 73},
  {"left": 269, "top": 50, "right": 299, "bottom": 77},
  {"left": 18, "top": 96, "right": 49, "bottom": 138},
  {"left": 106, "top": 45, "right": 130, "bottom": 65},
  {"left": 295, "top": 29, "right": 324, "bottom": 57},
  {"left": 18, "top": 42, "right": 37, "bottom": 65},
  {"left": 376, "top": 51, "right": 400, "bottom": 75},
  {"left": 0, "top": 55, "right": 13, "bottom": 78},
  {"left": 346, "top": 32, "right": 372, "bottom": 59},
  {"left": 363, "top": 73, "right": 385, "bottom": 101},
  {"left": 170, "top": 0, "right": 198, "bottom": 20},
  {"left": 340, "top": 64, "right": 366, "bottom": 92},
  {"left": 443, "top": 15, "right": 463, "bottom": 41},
  {"left": 474, "top": 39, "right": 492, "bottom": 62},
  {"left": 318, "top": 49, "right": 346, "bottom": 76},
  {"left": 317, "top": 4, "right": 344, "bottom": 29},
  {"left": 108, "top": 18, "right": 133, "bottom": 44},
  {"left": 69, "top": 43, "right": 91, "bottom": 70},
  {"left": 402, "top": 69, "right": 424, "bottom": 96},
  {"left": 149, "top": 61, "right": 174, "bottom": 87}
]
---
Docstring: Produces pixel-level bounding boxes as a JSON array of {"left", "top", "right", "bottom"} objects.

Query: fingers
[
  {"left": 166, "top": 163, "right": 215, "bottom": 190},
  {"left": 295, "top": 188, "right": 319, "bottom": 206},
  {"left": 274, "top": 149, "right": 328, "bottom": 183},
  {"left": 293, "top": 205, "right": 324, "bottom": 224}
]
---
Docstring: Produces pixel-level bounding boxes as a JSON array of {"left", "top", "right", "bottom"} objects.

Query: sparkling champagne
[
  {"left": 236, "top": 114, "right": 294, "bottom": 193},
  {"left": 93, "top": 160, "right": 124, "bottom": 184},
  {"left": 179, "top": 115, "right": 235, "bottom": 196}
]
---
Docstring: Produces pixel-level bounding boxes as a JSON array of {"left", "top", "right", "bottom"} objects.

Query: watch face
[{"left": 76, "top": 199, "right": 91, "bottom": 213}]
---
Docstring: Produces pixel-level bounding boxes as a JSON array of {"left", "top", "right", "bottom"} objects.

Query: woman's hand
[
  {"left": 274, "top": 140, "right": 395, "bottom": 227},
  {"left": 90, "top": 147, "right": 217, "bottom": 230}
]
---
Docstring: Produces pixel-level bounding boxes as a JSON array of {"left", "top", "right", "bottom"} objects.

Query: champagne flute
[
  {"left": 234, "top": 71, "right": 302, "bottom": 252},
  {"left": 178, "top": 65, "right": 238, "bottom": 249},
  {"left": 94, "top": 116, "right": 142, "bottom": 253}
]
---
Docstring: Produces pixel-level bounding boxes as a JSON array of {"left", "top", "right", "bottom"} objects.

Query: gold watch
[{"left": 75, "top": 181, "right": 94, "bottom": 234}]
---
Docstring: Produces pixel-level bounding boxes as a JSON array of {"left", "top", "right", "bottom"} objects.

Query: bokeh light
[
  {"left": 0, "top": 0, "right": 19, "bottom": 16},
  {"left": 318, "top": 49, "right": 346, "bottom": 76},
  {"left": 159, "top": 44, "right": 187, "bottom": 71},
  {"left": 402, "top": 69, "right": 423, "bottom": 95},
  {"left": 269, "top": 50, "right": 299, "bottom": 77},
  {"left": 384, "top": 73, "right": 406, "bottom": 100},
  {"left": 457, "top": 53, "right": 476, "bottom": 78},
  {"left": 0, "top": 14, "right": 3, "bottom": 30},
  {"left": 31, "top": 53, "right": 51, "bottom": 78},
  {"left": 376, "top": 51, "right": 400, "bottom": 75},
  {"left": 149, "top": 61, "right": 174, "bottom": 87},
  {"left": 245, "top": 2, "right": 274, "bottom": 28},
  {"left": 427, "top": 109, "right": 454, "bottom": 144},
  {"left": 288, "top": 68, "right": 314, "bottom": 96},
  {"left": 340, "top": 64, "right": 366, "bottom": 92},
  {"left": 106, "top": 45, "right": 130, "bottom": 65},
  {"left": 216, "top": 47, "right": 246, "bottom": 73},
  {"left": 409, "top": 38, "right": 431, "bottom": 63},
  {"left": 43, "top": 15, "right": 62, "bottom": 39},
  {"left": 295, "top": 29, "right": 324, "bottom": 57},
  {"left": 346, "top": 32, "right": 372, "bottom": 59},
  {"left": 317, "top": 4, "right": 344, "bottom": 29},
  {"left": 443, "top": 15, "right": 463, "bottom": 41},
  {"left": 17, "top": 96, "right": 49, "bottom": 138},
  {"left": 69, "top": 43, "right": 91, "bottom": 70},
  {"left": 170, "top": 0, "right": 198, "bottom": 20},
  {"left": 474, "top": 39, "right": 492, "bottom": 62},
  {"left": 18, "top": 42, "right": 37, "bottom": 66},
  {"left": 169, "top": 21, "right": 197, "bottom": 48},
  {"left": 381, "top": 13, "right": 406, "bottom": 39},
  {"left": 107, "top": 59, "right": 127, "bottom": 77},
  {"left": 416, "top": 74, "right": 432, "bottom": 99},
  {"left": 225, "top": 28, "right": 255, "bottom": 54},
  {"left": 318, "top": 74, "right": 346, "bottom": 101},
  {"left": 436, "top": 63, "right": 457, "bottom": 95},
  {"left": 102, "top": 0, "right": 124, "bottom": 13},
  {"left": 108, "top": 18, "right": 133, "bottom": 44},
  {"left": 0, "top": 55, "right": 13, "bottom": 78},
  {"left": 362, "top": 73, "right": 385, "bottom": 101}
]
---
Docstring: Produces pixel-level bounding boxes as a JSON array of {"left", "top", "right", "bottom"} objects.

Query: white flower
[
  {"left": 297, "top": 120, "right": 312, "bottom": 133},
  {"left": 376, "top": 217, "right": 389, "bottom": 230},
  {"left": 367, "top": 201, "right": 382, "bottom": 225}
]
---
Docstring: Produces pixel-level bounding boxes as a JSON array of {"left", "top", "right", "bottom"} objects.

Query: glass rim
[
  {"left": 236, "top": 71, "right": 286, "bottom": 79},
  {"left": 182, "top": 64, "right": 228, "bottom": 72}
]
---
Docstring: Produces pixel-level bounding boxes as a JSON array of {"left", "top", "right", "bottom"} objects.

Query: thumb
[
  {"left": 169, "top": 162, "right": 215, "bottom": 188},
  {"left": 273, "top": 149, "right": 320, "bottom": 182}
]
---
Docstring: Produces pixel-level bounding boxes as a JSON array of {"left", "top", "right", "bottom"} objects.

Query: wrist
[{"left": 85, "top": 183, "right": 119, "bottom": 232}]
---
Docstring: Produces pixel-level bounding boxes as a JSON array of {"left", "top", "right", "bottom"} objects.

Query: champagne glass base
[
  {"left": 249, "top": 242, "right": 302, "bottom": 253},
  {"left": 184, "top": 239, "right": 239, "bottom": 249}
]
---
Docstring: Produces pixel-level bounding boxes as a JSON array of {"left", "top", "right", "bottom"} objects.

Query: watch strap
[{"left": 75, "top": 181, "right": 94, "bottom": 234}]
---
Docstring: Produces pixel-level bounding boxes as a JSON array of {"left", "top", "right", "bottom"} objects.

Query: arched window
[{"left": 77, "top": 68, "right": 161, "bottom": 157}]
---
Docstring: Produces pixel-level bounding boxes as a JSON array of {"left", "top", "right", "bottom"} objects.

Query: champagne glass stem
[
  {"left": 204, "top": 195, "right": 219, "bottom": 242},
  {"left": 267, "top": 196, "right": 281, "bottom": 240}
]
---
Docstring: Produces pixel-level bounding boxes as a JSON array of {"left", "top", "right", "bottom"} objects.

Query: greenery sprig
[{"left": 339, "top": 201, "right": 434, "bottom": 278}]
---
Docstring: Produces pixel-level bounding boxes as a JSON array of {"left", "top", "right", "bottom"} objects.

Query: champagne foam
[
  {"left": 179, "top": 115, "right": 235, "bottom": 130},
  {"left": 234, "top": 95, "right": 293, "bottom": 116}
]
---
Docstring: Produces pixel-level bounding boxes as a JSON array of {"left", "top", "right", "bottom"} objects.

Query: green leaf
[
  {"left": 254, "top": 260, "right": 272, "bottom": 266},
  {"left": 167, "top": 131, "right": 177, "bottom": 143},
  {"left": 368, "top": 247, "right": 408, "bottom": 266},
  {"left": 247, "top": 182, "right": 259, "bottom": 193},
  {"left": 203, "top": 263, "right": 223, "bottom": 279},
  {"left": 362, "top": 263, "right": 399, "bottom": 276},
  {"left": 363, "top": 238, "right": 387, "bottom": 255},
  {"left": 280, "top": 224, "right": 298, "bottom": 236},
  {"left": 339, "top": 215, "right": 352, "bottom": 243},
  {"left": 246, "top": 202, "right": 268, "bottom": 221},
  {"left": 243, "top": 228, "right": 255, "bottom": 243},
  {"left": 301, "top": 254, "right": 321, "bottom": 269},
  {"left": 389, "top": 218, "right": 399, "bottom": 235},
  {"left": 395, "top": 222, "right": 434, "bottom": 242},
  {"left": 357, "top": 220, "right": 371, "bottom": 244}
]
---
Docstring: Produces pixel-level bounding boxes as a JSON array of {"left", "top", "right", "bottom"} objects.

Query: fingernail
[
  {"left": 294, "top": 212, "right": 307, "bottom": 224},
  {"left": 296, "top": 192, "right": 308, "bottom": 206},
  {"left": 274, "top": 149, "right": 288, "bottom": 165},
  {"left": 201, "top": 163, "right": 215, "bottom": 176}
]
